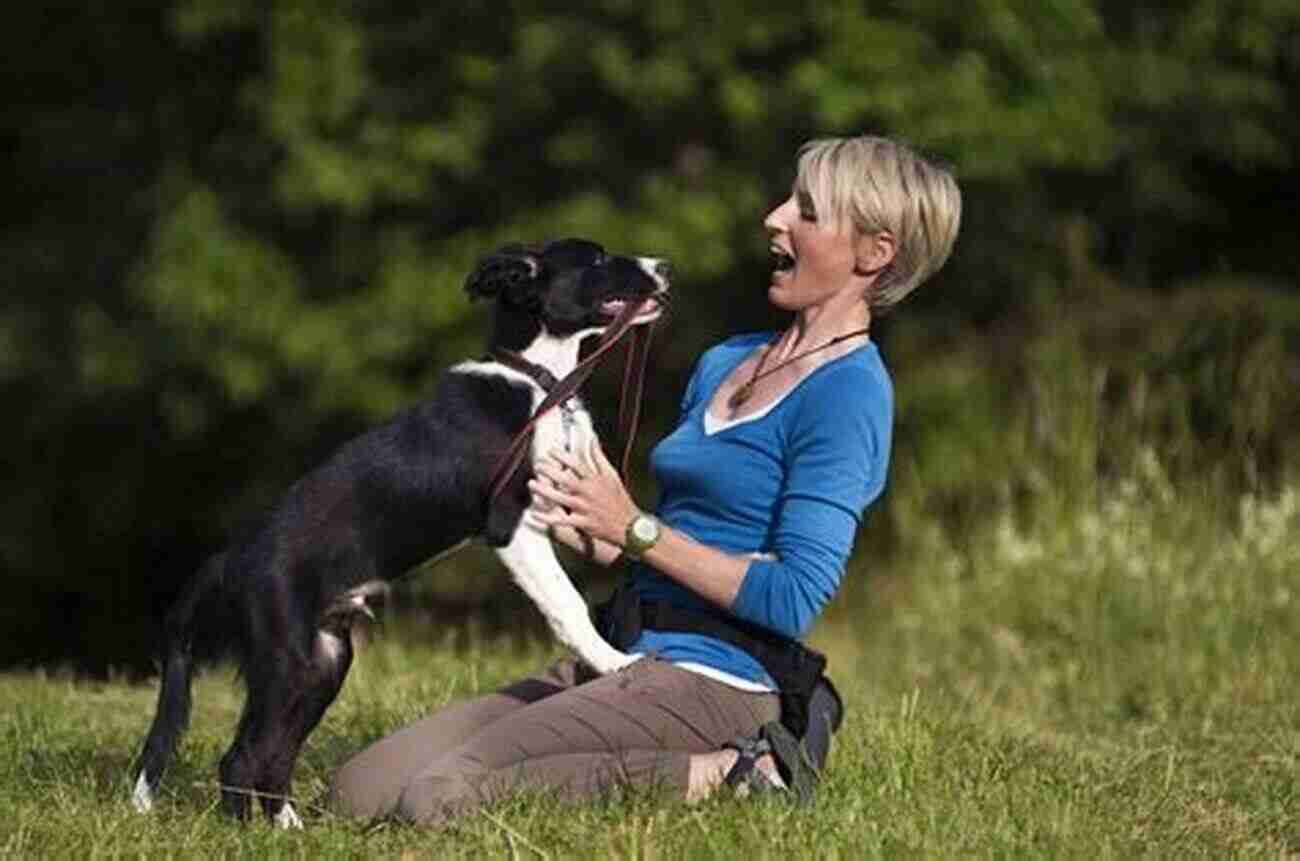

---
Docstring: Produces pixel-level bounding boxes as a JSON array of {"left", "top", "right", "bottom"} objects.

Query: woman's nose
[
  {"left": 763, "top": 206, "right": 784, "bottom": 234},
  {"left": 764, "top": 196, "right": 794, "bottom": 233}
]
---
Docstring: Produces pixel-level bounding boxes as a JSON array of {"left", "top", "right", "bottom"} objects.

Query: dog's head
[{"left": 465, "top": 238, "right": 670, "bottom": 346}]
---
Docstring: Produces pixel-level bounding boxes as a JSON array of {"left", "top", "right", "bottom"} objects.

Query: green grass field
[{"left": 2, "top": 467, "right": 1297, "bottom": 857}]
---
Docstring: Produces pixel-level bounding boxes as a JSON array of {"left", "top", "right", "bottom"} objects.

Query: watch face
[{"left": 633, "top": 517, "right": 658, "bottom": 542}]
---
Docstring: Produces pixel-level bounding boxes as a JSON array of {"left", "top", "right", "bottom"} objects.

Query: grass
[{"left": 2, "top": 463, "right": 1297, "bottom": 857}]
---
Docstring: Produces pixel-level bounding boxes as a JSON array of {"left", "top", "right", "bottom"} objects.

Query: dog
[{"left": 130, "top": 238, "right": 670, "bottom": 827}]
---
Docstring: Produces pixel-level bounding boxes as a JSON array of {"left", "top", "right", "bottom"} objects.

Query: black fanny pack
[{"left": 593, "top": 584, "right": 831, "bottom": 738}]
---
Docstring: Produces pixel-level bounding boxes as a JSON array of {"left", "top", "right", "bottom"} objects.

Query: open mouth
[
  {"left": 771, "top": 246, "right": 796, "bottom": 273},
  {"left": 602, "top": 294, "right": 666, "bottom": 323}
]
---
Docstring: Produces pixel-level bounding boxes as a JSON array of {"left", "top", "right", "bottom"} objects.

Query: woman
[{"left": 330, "top": 134, "right": 961, "bottom": 824}]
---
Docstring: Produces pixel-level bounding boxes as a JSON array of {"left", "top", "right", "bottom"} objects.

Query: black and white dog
[{"left": 130, "top": 238, "right": 670, "bottom": 827}]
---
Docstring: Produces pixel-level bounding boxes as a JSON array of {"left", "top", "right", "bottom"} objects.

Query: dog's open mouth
[{"left": 602, "top": 295, "right": 665, "bottom": 323}]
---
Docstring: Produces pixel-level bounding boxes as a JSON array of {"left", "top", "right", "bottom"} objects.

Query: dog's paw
[
  {"left": 131, "top": 772, "right": 154, "bottom": 813},
  {"left": 273, "top": 802, "right": 304, "bottom": 830}
]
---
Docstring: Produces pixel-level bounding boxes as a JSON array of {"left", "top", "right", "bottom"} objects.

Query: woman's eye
[{"left": 796, "top": 191, "right": 817, "bottom": 222}]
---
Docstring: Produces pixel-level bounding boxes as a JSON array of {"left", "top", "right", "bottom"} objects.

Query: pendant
[{"left": 728, "top": 382, "right": 754, "bottom": 409}]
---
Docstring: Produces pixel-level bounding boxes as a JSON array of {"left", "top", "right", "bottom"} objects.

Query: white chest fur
[
  {"left": 528, "top": 392, "right": 595, "bottom": 465},
  {"left": 451, "top": 359, "right": 596, "bottom": 467},
  {"left": 449, "top": 358, "right": 634, "bottom": 675}
]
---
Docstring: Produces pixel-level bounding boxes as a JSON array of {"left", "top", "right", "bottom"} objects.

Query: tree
[{"left": 2, "top": 0, "right": 1296, "bottom": 670}]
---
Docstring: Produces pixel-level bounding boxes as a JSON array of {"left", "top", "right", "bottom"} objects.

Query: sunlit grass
[{"left": 2, "top": 460, "right": 1297, "bottom": 856}]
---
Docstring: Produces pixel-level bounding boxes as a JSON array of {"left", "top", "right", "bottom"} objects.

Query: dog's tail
[{"left": 131, "top": 553, "right": 226, "bottom": 812}]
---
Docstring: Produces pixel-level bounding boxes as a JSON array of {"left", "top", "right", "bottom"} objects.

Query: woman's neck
[{"left": 774, "top": 302, "right": 872, "bottom": 360}]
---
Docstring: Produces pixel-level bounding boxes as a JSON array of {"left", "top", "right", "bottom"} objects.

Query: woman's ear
[{"left": 853, "top": 230, "right": 896, "bottom": 277}]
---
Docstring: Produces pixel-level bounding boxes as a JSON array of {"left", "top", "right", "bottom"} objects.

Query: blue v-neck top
[{"left": 626, "top": 331, "right": 893, "bottom": 687}]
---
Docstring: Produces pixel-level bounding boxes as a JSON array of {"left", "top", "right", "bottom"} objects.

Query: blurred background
[{"left": 3, "top": 0, "right": 1297, "bottom": 675}]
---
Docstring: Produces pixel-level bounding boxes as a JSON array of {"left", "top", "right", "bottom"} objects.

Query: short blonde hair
[{"left": 796, "top": 136, "right": 962, "bottom": 312}]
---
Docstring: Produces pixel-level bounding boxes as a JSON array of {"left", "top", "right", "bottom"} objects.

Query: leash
[
  {"left": 617, "top": 322, "right": 653, "bottom": 477},
  {"left": 487, "top": 297, "right": 657, "bottom": 509}
]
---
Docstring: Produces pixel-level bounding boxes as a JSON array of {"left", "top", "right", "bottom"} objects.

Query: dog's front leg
[{"left": 496, "top": 527, "right": 636, "bottom": 674}]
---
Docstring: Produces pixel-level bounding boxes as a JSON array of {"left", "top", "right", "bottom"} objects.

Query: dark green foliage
[{"left": 2, "top": 1, "right": 1297, "bottom": 671}]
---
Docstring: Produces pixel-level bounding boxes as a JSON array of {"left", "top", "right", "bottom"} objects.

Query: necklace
[{"left": 728, "top": 327, "right": 871, "bottom": 409}]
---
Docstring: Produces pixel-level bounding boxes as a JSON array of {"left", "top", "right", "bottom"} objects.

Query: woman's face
[{"left": 762, "top": 185, "right": 866, "bottom": 313}]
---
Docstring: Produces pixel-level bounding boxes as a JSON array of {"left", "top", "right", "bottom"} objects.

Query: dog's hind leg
[
  {"left": 220, "top": 615, "right": 358, "bottom": 827},
  {"left": 217, "top": 624, "right": 308, "bottom": 821},
  {"left": 495, "top": 526, "right": 636, "bottom": 675},
  {"left": 254, "top": 627, "right": 355, "bottom": 828},
  {"left": 219, "top": 673, "right": 286, "bottom": 821}
]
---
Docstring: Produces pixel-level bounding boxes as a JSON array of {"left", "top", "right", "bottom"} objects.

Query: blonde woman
[{"left": 330, "top": 135, "right": 962, "bottom": 823}]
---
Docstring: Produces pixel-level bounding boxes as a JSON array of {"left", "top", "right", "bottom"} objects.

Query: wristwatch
[{"left": 623, "top": 512, "right": 662, "bottom": 559}]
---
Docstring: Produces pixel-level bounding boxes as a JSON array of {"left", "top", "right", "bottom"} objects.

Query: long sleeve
[
  {"left": 729, "top": 366, "right": 889, "bottom": 639},
  {"left": 629, "top": 335, "right": 893, "bottom": 687}
]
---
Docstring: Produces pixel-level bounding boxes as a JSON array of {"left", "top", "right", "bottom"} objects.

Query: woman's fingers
[
  {"left": 533, "top": 463, "right": 593, "bottom": 509},
  {"left": 528, "top": 477, "right": 580, "bottom": 509},
  {"left": 581, "top": 439, "right": 600, "bottom": 475},
  {"left": 543, "top": 439, "right": 609, "bottom": 482},
  {"left": 535, "top": 508, "right": 592, "bottom": 534},
  {"left": 587, "top": 437, "right": 612, "bottom": 475},
  {"left": 532, "top": 442, "right": 633, "bottom": 547},
  {"left": 533, "top": 460, "right": 570, "bottom": 485},
  {"left": 527, "top": 497, "right": 577, "bottom": 527},
  {"left": 545, "top": 448, "right": 585, "bottom": 476}
]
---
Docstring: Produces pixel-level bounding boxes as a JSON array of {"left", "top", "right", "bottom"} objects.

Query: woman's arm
[
  {"left": 529, "top": 369, "right": 886, "bottom": 639},
  {"left": 527, "top": 439, "right": 752, "bottom": 609}
]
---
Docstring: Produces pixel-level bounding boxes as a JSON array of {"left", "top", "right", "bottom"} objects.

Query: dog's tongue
[
  {"left": 601, "top": 296, "right": 656, "bottom": 316},
  {"left": 598, "top": 296, "right": 653, "bottom": 346}
]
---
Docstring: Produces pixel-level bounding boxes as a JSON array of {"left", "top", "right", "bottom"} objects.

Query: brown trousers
[{"left": 328, "top": 656, "right": 779, "bottom": 825}]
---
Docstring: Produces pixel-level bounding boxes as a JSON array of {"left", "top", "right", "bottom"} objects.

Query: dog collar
[
  {"left": 489, "top": 347, "right": 578, "bottom": 452},
  {"left": 486, "top": 296, "right": 655, "bottom": 509},
  {"left": 488, "top": 348, "right": 561, "bottom": 392}
]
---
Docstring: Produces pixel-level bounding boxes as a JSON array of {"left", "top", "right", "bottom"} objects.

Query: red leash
[
  {"left": 617, "top": 323, "right": 653, "bottom": 478},
  {"left": 488, "top": 299, "right": 657, "bottom": 508}
]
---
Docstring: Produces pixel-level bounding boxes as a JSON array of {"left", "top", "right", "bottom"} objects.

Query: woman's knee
[
  {"left": 394, "top": 760, "right": 482, "bottom": 825},
  {"left": 328, "top": 752, "right": 404, "bottom": 820}
]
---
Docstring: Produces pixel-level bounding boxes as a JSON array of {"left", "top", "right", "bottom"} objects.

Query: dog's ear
[{"left": 465, "top": 245, "right": 540, "bottom": 302}]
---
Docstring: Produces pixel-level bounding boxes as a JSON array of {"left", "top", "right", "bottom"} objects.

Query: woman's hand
[
  {"left": 544, "top": 522, "right": 624, "bottom": 566},
  {"left": 530, "top": 437, "right": 751, "bottom": 610},
  {"left": 527, "top": 438, "right": 640, "bottom": 548}
]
